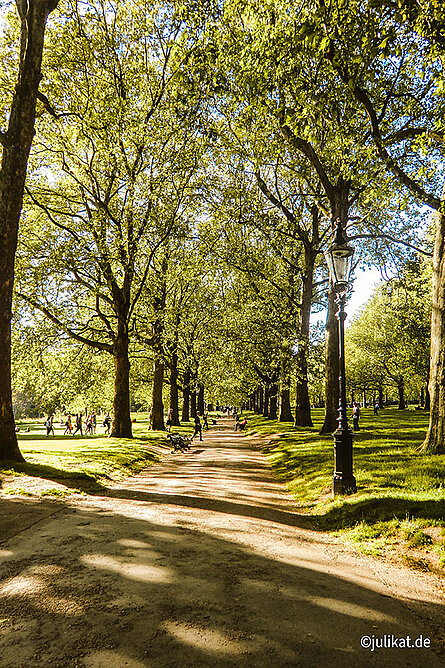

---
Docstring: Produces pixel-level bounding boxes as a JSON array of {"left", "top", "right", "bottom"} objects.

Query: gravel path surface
[{"left": 0, "top": 418, "right": 444, "bottom": 667}]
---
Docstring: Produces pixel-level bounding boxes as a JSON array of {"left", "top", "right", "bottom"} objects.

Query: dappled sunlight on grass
[{"left": 247, "top": 408, "right": 445, "bottom": 569}]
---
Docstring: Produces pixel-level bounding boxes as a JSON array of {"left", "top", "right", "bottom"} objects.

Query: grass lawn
[
  {"left": 0, "top": 414, "right": 196, "bottom": 496},
  {"left": 246, "top": 408, "right": 445, "bottom": 572}
]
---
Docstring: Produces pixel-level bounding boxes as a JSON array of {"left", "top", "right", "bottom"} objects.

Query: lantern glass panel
[{"left": 331, "top": 249, "right": 353, "bottom": 285}]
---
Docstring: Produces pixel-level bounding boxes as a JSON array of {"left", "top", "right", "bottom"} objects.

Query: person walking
[
  {"left": 85, "top": 414, "right": 93, "bottom": 435},
  {"left": 166, "top": 408, "right": 173, "bottom": 433},
  {"left": 103, "top": 412, "right": 112, "bottom": 436},
  {"left": 193, "top": 412, "right": 203, "bottom": 442},
  {"left": 352, "top": 403, "right": 361, "bottom": 431},
  {"left": 73, "top": 413, "right": 83, "bottom": 436},
  {"left": 64, "top": 414, "right": 72, "bottom": 435},
  {"left": 203, "top": 412, "right": 209, "bottom": 430},
  {"left": 45, "top": 415, "right": 54, "bottom": 437}
]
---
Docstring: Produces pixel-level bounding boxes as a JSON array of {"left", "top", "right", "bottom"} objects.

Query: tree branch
[{"left": 15, "top": 292, "right": 114, "bottom": 352}]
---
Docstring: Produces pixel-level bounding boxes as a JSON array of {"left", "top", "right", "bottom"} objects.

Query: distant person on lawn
[
  {"left": 73, "top": 413, "right": 83, "bottom": 436},
  {"left": 64, "top": 414, "right": 72, "bottom": 435},
  {"left": 45, "top": 415, "right": 54, "bottom": 437},
  {"left": 103, "top": 412, "right": 112, "bottom": 435},
  {"left": 352, "top": 403, "right": 361, "bottom": 431},
  {"left": 166, "top": 408, "right": 173, "bottom": 432}
]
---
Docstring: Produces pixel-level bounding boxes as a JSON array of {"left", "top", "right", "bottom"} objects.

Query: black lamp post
[{"left": 325, "top": 221, "right": 357, "bottom": 496}]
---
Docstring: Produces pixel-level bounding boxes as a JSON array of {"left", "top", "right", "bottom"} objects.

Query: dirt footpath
[{"left": 0, "top": 419, "right": 444, "bottom": 668}]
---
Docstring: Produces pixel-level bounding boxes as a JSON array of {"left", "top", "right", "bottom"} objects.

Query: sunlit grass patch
[{"left": 247, "top": 407, "right": 445, "bottom": 570}]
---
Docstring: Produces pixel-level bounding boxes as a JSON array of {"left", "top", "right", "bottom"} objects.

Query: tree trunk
[
  {"left": 397, "top": 378, "right": 406, "bottom": 410},
  {"left": 263, "top": 384, "right": 270, "bottom": 417},
  {"left": 151, "top": 356, "right": 165, "bottom": 430},
  {"left": 197, "top": 383, "right": 205, "bottom": 415},
  {"left": 320, "top": 289, "right": 340, "bottom": 433},
  {"left": 279, "top": 348, "right": 293, "bottom": 422},
  {"left": 258, "top": 386, "right": 264, "bottom": 413},
  {"left": 169, "top": 352, "right": 180, "bottom": 427},
  {"left": 111, "top": 332, "right": 133, "bottom": 438},
  {"left": 269, "top": 384, "right": 278, "bottom": 420},
  {"left": 295, "top": 246, "right": 314, "bottom": 427},
  {"left": 420, "top": 197, "right": 445, "bottom": 452},
  {"left": 378, "top": 385, "right": 384, "bottom": 408},
  {"left": 425, "top": 384, "right": 431, "bottom": 411},
  {"left": 0, "top": 0, "right": 59, "bottom": 463},
  {"left": 181, "top": 369, "right": 190, "bottom": 422},
  {"left": 190, "top": 387, "right": 197, "bottom": 418},
  {"left": 254, "top": 389, "right": 260, "bottom": 413}
]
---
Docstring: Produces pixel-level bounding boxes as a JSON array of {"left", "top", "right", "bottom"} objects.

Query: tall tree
[
  {"left": 0, "top": 0, "right": 59, "bottom": 462},
  {"left": 16, "top": 0, "right": 207, "bottom": 437},
  {"left": 315, "top": 0, "right": 444, "bottom": 450}
]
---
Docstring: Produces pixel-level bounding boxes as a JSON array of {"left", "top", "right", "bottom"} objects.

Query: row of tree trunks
[
  {"left": 152, "top": 362, "right": 207, "bottom": 429},
  {"left": 247, "top": 383, "right": 280, "bottom": 420}
]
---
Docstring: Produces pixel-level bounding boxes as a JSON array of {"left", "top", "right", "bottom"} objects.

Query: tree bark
[
  {"left": 378, "top": 384, "right": 384, "bottom": 408},
  {"left": 0, "top": 0, "right": 59, "bottom": 463},
  {"left": 253, "top": 389, "right": 259, "bottom": 413},
  {"left": 169, "top": 352, "right": 180, "bottom": 426},
  {"left": 151, "top": 356, "right": 165, "bottom": 430},
  {"left": 263, "top": 384, "right": 270, "bottom": 417},
  {"left": 190, "top": 386, "right": 197, "bottom": 418},
  {"left": 420, "top": 199, "right": 445, "bottom": 452},
  {"left": 111, "top": 331, "right": 132, "bottom": 438},
  {"left": 295, "top": 246, "right": 315, "bottom": 427},
  {"left": 279, "top": 348, "right": 293, "bottom": 422},
  {"left": 197, "top": 383, "right": 205, "bottom": 415},
  {"left": 425, "top": 384, "right": 431, "bottom": 411},
  {"left": 397, "top": 379, "right": 406, "bottom": 410},
  {"left": 181, "top": 369, "right": 190, "bottom": 422},
  {"left": 320, "top": 289, "right": 340, "bottom": 433},
  {"left": 269, "top": 384, "right": 278, "bottom": 420},
  {"left": 258, "top": 386, "right": 264, "bottom": 413}
]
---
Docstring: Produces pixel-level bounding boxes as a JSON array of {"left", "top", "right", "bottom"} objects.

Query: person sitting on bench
[{"left": 235, "top": 417, "right": 247, "bottom": 431}]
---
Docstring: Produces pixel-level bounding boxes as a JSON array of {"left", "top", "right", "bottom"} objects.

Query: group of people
[{"left": 44, "top": 411, "right": 111, "bottom": 437}]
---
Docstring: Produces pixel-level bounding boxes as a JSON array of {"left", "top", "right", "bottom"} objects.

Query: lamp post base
[
  {"left": 332, "top": 426, "right": 357, "bottom": 496},
  {"left": 332, "top": 472, "right": 357, "bottom": 496}
]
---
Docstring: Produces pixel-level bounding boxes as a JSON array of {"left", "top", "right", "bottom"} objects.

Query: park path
[{"left": 0, "top": 418, "right": 444, "bottom": 667}]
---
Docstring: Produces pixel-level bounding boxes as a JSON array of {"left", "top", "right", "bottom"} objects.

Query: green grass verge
[{"left": 246, "top": 408, "right": 445, "bottom": 570}]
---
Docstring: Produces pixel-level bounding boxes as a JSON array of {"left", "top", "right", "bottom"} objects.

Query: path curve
[{"left": 0, "top": 418, "right": 443, "bottom": 667}]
